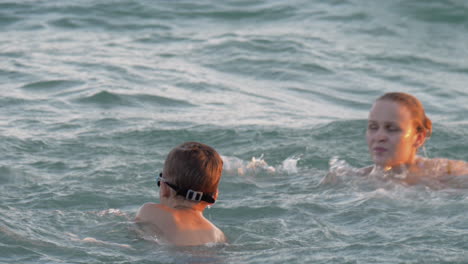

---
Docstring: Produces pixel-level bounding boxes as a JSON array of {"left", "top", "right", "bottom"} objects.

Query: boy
[{"left": 135, "top": 142, "right": 226, "bottom": 246}]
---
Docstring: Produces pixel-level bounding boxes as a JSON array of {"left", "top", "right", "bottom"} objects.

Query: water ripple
[
  {"left": 74, "top": 91, "right": 195, "bottom": 108},
  {"left": 21, "top": 80, "right": 84, "bottom": 92}
]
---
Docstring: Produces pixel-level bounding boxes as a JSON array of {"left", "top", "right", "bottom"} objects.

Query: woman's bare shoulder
[
  {"left": 414, "top": 157, "right": 468, "bottom": 178},
  {"left": 446, "top": 159, "right": 468, "bottom": 176}
]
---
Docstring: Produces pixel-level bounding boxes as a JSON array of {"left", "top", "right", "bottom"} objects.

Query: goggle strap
[{"left": 156, "top": 174, "right": 216, "bottom": 204}]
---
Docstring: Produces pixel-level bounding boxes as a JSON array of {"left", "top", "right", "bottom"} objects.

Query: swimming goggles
[{"left": 157, "top": 173, "right": 215, "bottom": 204}]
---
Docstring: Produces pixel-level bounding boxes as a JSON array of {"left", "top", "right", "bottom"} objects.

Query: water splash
[
  {"left": 96, "top": 208, "right": 127, "bottom": 217},
  {"left": 245, "top": 154, "right": 276, "bottom": 174},
  {"left": 221, "top": 154, "right": 300, "bottom": 176},
  {"left": 324, "top": 156, "right": 468, "bottom": 189},
  {"left": 320, "top": 156, "right": 362, "bottom": 184},
  {"left": 279, "top": 155, "right": 301, "bottom": 174}
]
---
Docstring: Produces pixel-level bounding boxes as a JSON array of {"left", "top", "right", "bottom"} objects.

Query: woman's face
[{"left": 366, "top": 100, "right": 420, "bottom": 168}]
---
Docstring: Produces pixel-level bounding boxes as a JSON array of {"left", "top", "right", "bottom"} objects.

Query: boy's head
[{"left": 163, "top": 142, "right": 223, "bottom": 200}]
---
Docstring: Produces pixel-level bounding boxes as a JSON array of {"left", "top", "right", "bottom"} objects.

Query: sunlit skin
[
  {"left": 366, "top": 100, "right": 424, "bottom": 170},
  {"left": 319, "top": 92, "right": 468, "bottom": 187},
  {"left": 134, "top": 177, "right": 225, "bottom": 246},
  {"left": 324, "top": 94, "right": 468, "bottom": 188}
]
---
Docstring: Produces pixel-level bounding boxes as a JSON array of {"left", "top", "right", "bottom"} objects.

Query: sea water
[{"left": 1, "top": 0, "right": 468, "bottom": 263}]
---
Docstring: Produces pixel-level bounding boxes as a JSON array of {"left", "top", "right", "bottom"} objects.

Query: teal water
[{"left": 1, "top": 0, "right": 468, "bottom": 263}]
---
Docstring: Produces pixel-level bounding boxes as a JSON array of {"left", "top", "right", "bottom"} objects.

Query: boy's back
[{"left": 135, "top": 202, "right": 225, "bottom": 246}]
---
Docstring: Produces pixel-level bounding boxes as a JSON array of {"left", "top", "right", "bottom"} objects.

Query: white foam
[
  {"left": 81, "top": 237, "right": 132, "bottom": 248},
  {"left": 222, "top": 155, "right": 274, "bottom": 175},
  {"left": 324, "top": 156, "right": 468, "bottom": 190},
  {"left": 246, "top": 154, "right": 276, "bottom": 173},
  {"left": 221, "top": 154, "right": 301, "bottom": 176},
  {"left": 96, "top": 208, "right": 127, "bottom": 217},
  {"left": 67, "top": 233, "right": 132, "bottom": 249},
  {"left": 279, "top": 155, "right": 301, "bottom": 174}
]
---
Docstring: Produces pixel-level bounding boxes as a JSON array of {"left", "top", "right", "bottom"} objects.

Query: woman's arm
[{"left": 447, "top": 159, "right": 468, "bottom": 176}]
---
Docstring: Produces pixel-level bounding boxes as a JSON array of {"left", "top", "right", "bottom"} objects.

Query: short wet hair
[
  {"left": 163, "top": 142, "right": 223, "bottom": 195},
  {"left": 377, "top": 92, "right": 432, "bottom": 137}
]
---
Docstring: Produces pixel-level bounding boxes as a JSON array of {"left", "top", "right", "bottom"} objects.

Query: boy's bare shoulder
[
  {"left": 213, "top": 226, "right": 227, "bottom": 243},
  {"left": 135, "top": 202, "right": 163, "bottom": 223},
  {"left": 170, "top": 222, "right": 227, "bottom": 246},
  {"left": 202, "top": 217, "right": 227, "bottom": 243}
]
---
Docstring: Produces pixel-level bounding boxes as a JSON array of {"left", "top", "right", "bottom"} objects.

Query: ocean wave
[
  {"left": 74, "top": 91, "right": 195, "bottom": 108},
  {"left": 21, "top": 79, "right": 84, "bottom": 92},
  {"left": 398, "top": 0, "right": 468, "bottom": 25}
]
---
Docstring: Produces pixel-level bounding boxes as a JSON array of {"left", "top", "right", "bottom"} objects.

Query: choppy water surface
[{"left": 1, "top": 0, "right": 468, "bottom": 263}]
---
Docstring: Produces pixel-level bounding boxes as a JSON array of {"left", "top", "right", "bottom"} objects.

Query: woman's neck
[
  {"left": 378, "top": 156, "right": 419, "bottom": 174},
  {"left": 371, "top": 163, "right": 411, "bottom": 180}
]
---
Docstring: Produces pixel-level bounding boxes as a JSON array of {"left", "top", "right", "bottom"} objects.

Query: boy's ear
[
  {"left": 160, "top": 182, "right": 171, "bottom": 198},
  {"left": 213, "top": 189, "right": 219, "bottom": 201}
]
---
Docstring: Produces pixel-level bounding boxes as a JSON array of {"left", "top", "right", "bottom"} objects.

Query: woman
[{"left": 362, "top": 92, "right": 468, "bottom": 185}]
